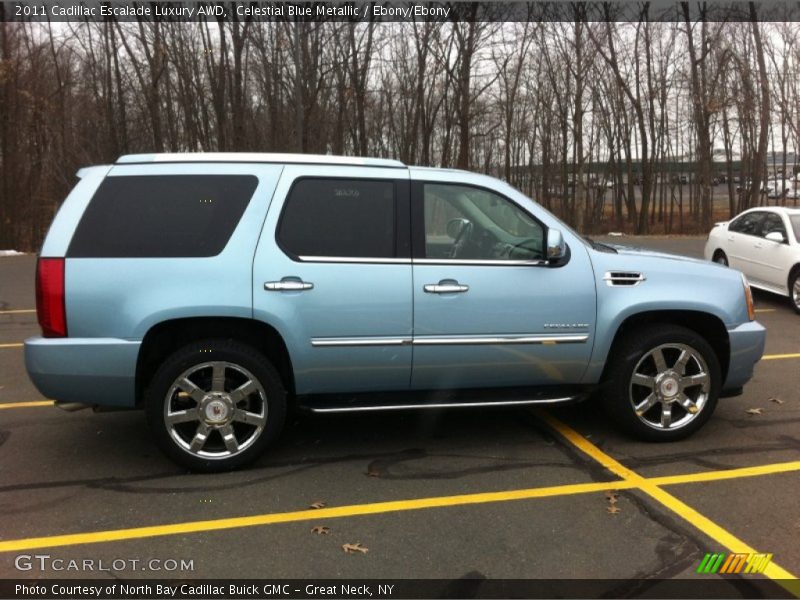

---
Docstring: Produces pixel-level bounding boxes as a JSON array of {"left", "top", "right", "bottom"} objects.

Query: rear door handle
[
  {"left": 265, "top": 279, "right": 314, "bottom": 291},
  {"left": 424, "top": 281, "right": 469, "bottom": 294}
]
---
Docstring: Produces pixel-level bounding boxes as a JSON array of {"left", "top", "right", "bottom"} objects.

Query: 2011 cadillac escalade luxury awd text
[{"left": 25, "top": 153, "right": 766, "bottom": 471}]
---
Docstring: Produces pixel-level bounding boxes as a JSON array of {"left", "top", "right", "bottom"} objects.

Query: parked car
[
  {"left": 705, "top": 206, "right": 800, "bottom": 313},
  {"left": 27, "top": 153, "right": 765, "bottom": 471}
]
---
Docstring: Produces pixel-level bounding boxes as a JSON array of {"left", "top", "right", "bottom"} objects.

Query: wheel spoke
[
  {"left": 211, "top": 363, "right": 226, "bottom": 392},
  {"left": 220, "top": 424, "right": 239, "bottom": 453},
  {"left": 651, "top": 348, "right": 668, "bottom": 373},
  {"left": 678, "top": 393, "right": 700, "bottom": 415},
  {"left": 166, "top": 407, "right": 200, "bottom": 425},
  {"left": 177, "top": 377, "right": 205, "bottom": 403},
  {"left": 635, "top": 393, "right": 658, "bottom": 416},
  {"left": 680, "top": 373, "right": 709, "bottom": 390},
  {"left": 660, "top": 403, "right": 673, "bottom": 428},
  {"left": 631, "top": 373, "right": 655, "bottom": 389},
  {"left": 234, "top": 408, "right": 266, "bottom": 426},
  {"left": 189, "top": 423, "right": 210, "bottom": 453},
  {"left": 229, "top": 379, "right": 258, "bottom": 404},
  {"left": 674, "top": 350, "right": 690, "bottom": 375}
]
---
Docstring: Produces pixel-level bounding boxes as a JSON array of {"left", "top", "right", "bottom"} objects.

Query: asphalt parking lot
[{"left": 1, "top": 236, "right": 799, "bottom": 596}]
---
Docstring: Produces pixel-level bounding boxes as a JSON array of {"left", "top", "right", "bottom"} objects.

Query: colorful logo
[{"left": 697, "top": 552, "right": 773, "bottom": 574}]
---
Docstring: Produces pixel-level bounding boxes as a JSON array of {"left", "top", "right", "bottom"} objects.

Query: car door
[
  {"left": 409, "top": 176, "right": 596, "bottom": 390},
  {"left": 252, "top": 166, "right": 412, "bottom": 395},
  {"left": 750, "top": 212, "right": 793, "bottom": 291},
  {"left": 725, "top": 211, "right": 766, "bottom": 275}
]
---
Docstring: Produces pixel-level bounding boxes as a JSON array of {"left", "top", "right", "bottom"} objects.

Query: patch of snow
[
  {"left": 607, "top": 232, "right": 625, "bottom": 237},
  {"left": 0, "top": 250, "right": 25, "bottom": 257}
]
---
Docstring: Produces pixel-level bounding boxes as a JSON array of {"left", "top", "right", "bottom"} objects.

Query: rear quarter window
[{"left": 67, "top": 175, "right": 258, "bottom": 258}]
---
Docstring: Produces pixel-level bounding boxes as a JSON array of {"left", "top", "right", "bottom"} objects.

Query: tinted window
[
  {"left": 68, "top": 175, "right": 257, "bottom": 258},
  {"left": 423, "top": 184, "right": 544, "bottom": 261},
  {"left": 729, "top": 212, "right": 765, "bottom": 236},
  {"left": 278, "top": 179, "right": 395, "bottom": 258},
  {"left": 761, "top": 213, "right": 786, "bottom": 239}
]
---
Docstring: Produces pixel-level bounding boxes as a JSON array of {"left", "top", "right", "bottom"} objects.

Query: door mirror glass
[
  {"left": 765, "top": 231, "right": 786, "bottom": 243},
  {"left": 547, "top": 229, "right": 567, "bottom": 260},
  {"left": 446, "top": 218, "right": 469, "bottom": 240}
]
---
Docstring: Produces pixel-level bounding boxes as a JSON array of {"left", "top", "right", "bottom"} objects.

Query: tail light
[{"left": 36, "top": 257, "right": 67, "bottom": 337}]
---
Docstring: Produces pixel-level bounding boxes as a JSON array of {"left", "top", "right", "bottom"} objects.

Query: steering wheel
[
  {"left": 451, "top": 221, "right": 474, "bottom": 259},
  {"left": 507, "top": 238, "right": 543, "bottom": 260}
]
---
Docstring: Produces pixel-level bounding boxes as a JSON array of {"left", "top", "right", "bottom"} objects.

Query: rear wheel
[
  {"left": 713, "top": 250, "right": 728, "bottom": 266},
  {"left": 603, "top": 325, "right": 721, "bottom": 441},
  {"left": 145, "top": 339, "right": 286, "bottom": 472}
]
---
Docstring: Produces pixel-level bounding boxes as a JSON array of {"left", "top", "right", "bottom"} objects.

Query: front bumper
[
  {"left": 25, "top": 337, "right": 141, "bottom": 407},
  {"left": 723, "top": 321, "right": 766, "bottom": 393}
]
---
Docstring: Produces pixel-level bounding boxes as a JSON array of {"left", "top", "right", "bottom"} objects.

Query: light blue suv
[{"left": 26, "top": 154, "right": 766, "bottom": 471}]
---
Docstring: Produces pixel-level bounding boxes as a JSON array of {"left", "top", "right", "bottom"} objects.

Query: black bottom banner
[{"left": 0, "top": 579, "right": 796, "bottom": 600}]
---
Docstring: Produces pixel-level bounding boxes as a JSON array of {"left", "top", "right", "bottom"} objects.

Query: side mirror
[
  {"left": 547, "top": 228, "right": 567, "bottom": 260},
  {"left": 765, "top": 231, "right": 786, "bottom": 243},
  {"left": 446, "top": 218, "right": 469, "bottom": 240}
]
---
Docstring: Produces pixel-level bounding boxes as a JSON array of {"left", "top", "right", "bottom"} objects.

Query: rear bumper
[
  {"left": 24, "top": 337, "right": 140, "bottom": 407},
  {"left": 723, "top": 321, "right": 766, "bottom": 393}
]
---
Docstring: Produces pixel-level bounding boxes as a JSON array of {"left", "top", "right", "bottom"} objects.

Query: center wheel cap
[
  {"left": 201, "top": 394, "right": 233, "bottom": 425},
  {"left": 659, "top": 377, "right": 679, "bottom": 399}
]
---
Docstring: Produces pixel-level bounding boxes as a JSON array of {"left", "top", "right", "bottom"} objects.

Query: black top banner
[{"left": 2, "top": 1, "right": 800, "bottom": 23}]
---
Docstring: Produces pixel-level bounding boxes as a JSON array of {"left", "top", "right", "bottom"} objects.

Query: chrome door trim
[
  {"left": 414, "top": 258, "right": 548, "bottom": 266},
  {"left": 413, "top": 334, "right": 589, "bottom": 345},
  {"left": 311, "top": 337, "right": 413, "bottom": 347},
  {"left": 298, "top": 256, "right": 412, "bottom": 264},
  {"left": 311, "top": 334, "right": 588, "bottom": 347}
]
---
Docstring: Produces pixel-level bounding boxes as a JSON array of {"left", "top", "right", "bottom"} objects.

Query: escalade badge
[{"left": 544, "top": 323, "right": 590, "bottom": 329}]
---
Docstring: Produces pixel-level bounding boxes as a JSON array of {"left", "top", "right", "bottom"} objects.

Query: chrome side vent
[{"left": 603, "top": 271, "right": 646, "bottom": 286}]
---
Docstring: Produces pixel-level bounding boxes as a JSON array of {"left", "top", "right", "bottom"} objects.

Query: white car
[{"left": 705, "top": 206, "right": 800, "bottom": 313}]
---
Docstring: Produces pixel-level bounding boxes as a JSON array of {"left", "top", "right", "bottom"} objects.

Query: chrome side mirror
[
  {"left": 547, "top": 229, "right": 567, "bottom": 260},
  {"left": 765, "top": 231, "right": 786, "bottom": 243},
  {"left": 446, "top": 218, "right": 470, "bottom": 240}
]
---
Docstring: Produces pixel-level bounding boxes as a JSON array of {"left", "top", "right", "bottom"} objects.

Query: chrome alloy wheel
[
  {"left": 164, "top": 361, "right": 267, "bottom": 460},
  {"left": 792, "top": 278, "right": 800, "bottom": 310},
  {"left": 628, "top": 343, "right": 711, "bottom": 431}
]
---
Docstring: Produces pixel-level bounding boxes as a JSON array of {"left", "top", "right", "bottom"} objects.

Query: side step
[{"left": 298, "top": 387, "right": 591, "bottom": 414}]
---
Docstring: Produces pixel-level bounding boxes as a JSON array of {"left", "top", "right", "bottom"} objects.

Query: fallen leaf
[
  {"left": 745, "top": 408, "right": 763, "bottom": 416},
  {"left": 311, "top": 526, "right": 330, "bottom": 535},
  {"left": 769, "top": 397, "right": 784, "bottom": 405},
  {"left": 607, "top": 505, "right": 621, "bottom": 515},
  {"left": 366, "top": 468, "right": 380, "bottom": 478},
  {"left": 342, "top": 543, "right": 368, "bottom": 554},
  {"left": 604, "top": 490, "right": 619, "bottom": 503},
  {"left": 309, "top": 501, "right": 327, "bottom": 509}
]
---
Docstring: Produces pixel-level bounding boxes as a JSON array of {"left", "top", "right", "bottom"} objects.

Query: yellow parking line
[
  {"left": 0, "top": 400, "right": 53, "bottom": 410},
  {"left": 538, "top": 412, "right": 799, "bottom": 586},
  {"left": 0, "top": 479, "right": 638, "bottom": 553},
  {"left": 651, "top": 461, "right": 800, "bottom": 486},
  {"left": 762, "top": 352, "right": 800, "bottom": 361},
  {"left": 0, "top": 309, "right": 35, "bottom": 315},
  {"left": 0, "top": 343, "right": 23, "bottom": 349}
]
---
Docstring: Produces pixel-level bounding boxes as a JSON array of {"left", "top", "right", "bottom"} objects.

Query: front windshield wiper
[{"left": 583, "top": 236, "right": 618, "bottom": 253}]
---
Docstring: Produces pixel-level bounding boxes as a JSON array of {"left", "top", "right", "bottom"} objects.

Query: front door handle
[
  {"left": 265, "top": 279, "right": 314, "bottom": 291},
  {"left": 424, "top": 281, "right": 469, "bottom": 294}
]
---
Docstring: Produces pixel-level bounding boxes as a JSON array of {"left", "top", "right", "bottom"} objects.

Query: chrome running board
[{"left": 302, "top": 395, "right": 583, "bottom": 414}]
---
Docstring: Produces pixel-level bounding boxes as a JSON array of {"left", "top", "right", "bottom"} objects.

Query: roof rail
[{"left": 116, "top": 152, "right": 406, "bottom": 168}]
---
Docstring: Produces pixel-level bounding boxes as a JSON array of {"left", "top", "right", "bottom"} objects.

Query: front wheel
[
  {"left": 145, "top": 339, "right": 286, "bottom": 472},
  {"left": 713, "top": 250, "right": 728, "bottom": 266},
  {"left": 790, "top": 271, "right": 800, "bottom": 315},
  {"left": 603, "top": 325, "right": 721, "bottom": 441}
]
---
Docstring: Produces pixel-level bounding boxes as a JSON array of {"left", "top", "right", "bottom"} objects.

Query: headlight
[{"left": 742, "top": 273, "right": 755, "bottom": 321}]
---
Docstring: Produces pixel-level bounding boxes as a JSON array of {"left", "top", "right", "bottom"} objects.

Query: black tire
[
  {"left": 603, "top": 325, "right": 721, "bottom": 442},
  {"left": 713, "top": 250, "right": 728, "bottom": 266},
  {"left": 145, "top": 339, "right": 286, "bottom": 472},
  {"left": 790, "top": 270, "right": 800, "bottom": 315}
]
